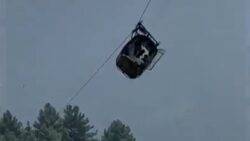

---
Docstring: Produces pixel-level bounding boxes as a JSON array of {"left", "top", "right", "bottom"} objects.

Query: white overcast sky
[{"left": 1, "top": 0, "right": 250, "bottom": 141}]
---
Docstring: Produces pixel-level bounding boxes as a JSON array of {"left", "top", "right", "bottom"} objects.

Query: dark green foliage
[
  {"left": 34, "top": 103, "right": 62, "bottom": 130},
  {"left": 0, "top": 110, "right": 22, "bottom": 140},
  {"left": 19, "top": 122, "right": 37, "bottom": 141},
  {"left": 63, "top": 105, "right": 97, "bottom": 141},
  {"left": 101, "top": 120, "right": 136, "bottom": 141},
  {"left": 0, "top": 103, "right": 136, "bottom": 141},
  {"left": 0, "top": 132, "right": 19, "bottom": 141},
  {"left": 33, "top": 103, "right": 68, "bottom": 141}
]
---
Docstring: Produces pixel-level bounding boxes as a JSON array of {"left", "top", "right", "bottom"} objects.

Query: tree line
[{"left": 0, "top": 103, "right": 136, "bottom": 141}]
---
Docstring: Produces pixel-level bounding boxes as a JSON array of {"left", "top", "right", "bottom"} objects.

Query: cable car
[{"left": 116, "top": 22, "right": 165, "bottom": 79}]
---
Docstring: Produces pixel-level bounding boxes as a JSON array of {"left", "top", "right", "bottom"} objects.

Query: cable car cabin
[{"left": 116, "top": 22, "right": 164, "bottom": 79}]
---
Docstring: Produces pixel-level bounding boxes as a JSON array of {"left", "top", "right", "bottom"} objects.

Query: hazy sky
[{"left": 2, "top": 0, "right": 248, "bottom": 140}]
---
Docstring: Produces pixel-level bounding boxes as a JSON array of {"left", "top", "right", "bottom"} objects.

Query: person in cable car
[{"left": 116, "top": 22, "right": 164, "bottom": 79}]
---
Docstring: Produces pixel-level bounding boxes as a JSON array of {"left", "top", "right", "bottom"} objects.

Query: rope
[
  {"left": 66, "top": 0, "right": 153, "bottom": 105},
  {"left": 66, "top": 33, "right": 131, "bottom": 104},
  {"left": 139, "top": 0, "right": 152, "bottom": 22}
]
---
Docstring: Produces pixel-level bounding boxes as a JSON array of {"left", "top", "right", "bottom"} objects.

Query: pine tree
[
  {"left": 19, "top": 122, "right": 37, "bottom": 141},
  {"left": 101, "top": 120, "right": 136, "bottom": 141},
  {"left": 63, "top": 105, "right": 97, "bottom": 141},
  {"left": 0, "top": 110, "right": 22, "bottom": 140},
  {"left": 34, "top": 103, "right": 68, "bottom": 141}
]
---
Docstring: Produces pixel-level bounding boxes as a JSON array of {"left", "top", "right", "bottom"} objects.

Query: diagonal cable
[{"left": 66, "top": 33, "right": 131, "bottom": 104}]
